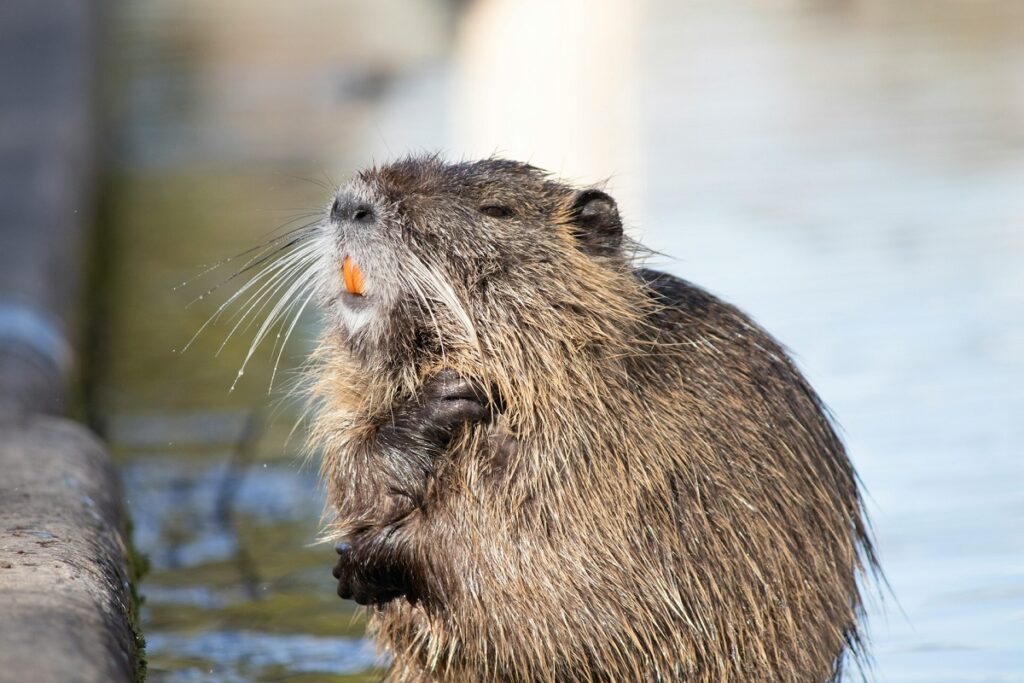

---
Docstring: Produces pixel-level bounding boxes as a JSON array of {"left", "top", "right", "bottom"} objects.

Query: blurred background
[{"left": 72, "top": 0, "right": 1024, "bottom": 680}]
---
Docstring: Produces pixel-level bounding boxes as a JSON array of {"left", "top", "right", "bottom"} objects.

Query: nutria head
[{"left": 311, "top": 156, "right": 643, "bottom": 392}]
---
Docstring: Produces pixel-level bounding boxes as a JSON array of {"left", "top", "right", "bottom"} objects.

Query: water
[{"left": 96, "top": 0, "right": 1023, "bottom": 680}]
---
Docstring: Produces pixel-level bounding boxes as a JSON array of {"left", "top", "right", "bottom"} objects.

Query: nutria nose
[{"left": 331, "top": 195, "right": 375, "bottom": 225}]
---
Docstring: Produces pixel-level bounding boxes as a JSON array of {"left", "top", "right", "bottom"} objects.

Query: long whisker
[
  {"left": 238, "top": 263, "right": 320, "bottom": 387},
  {"left": 269, "top": 287, "right": 317, "bottom": 392},
  {"left": 185, "top": 223, "right": 321, "bottom": 305},
  {"left": 180, "top": 234, "right": 319, "bottom": 353},
  {"left": 406, "top": 251, "right": 479, "bottom": 353},
  {"left": 215, "top": 243, "right": 322, "bottom": 356},
  {"left": 231, "top": 260, "right": 322, "bottom": 392},
  {"left": 406, "top": 273, "right": 446, "bottom": 363},
  {"left": 220, "top": 239, "right": 322, "bottom": 328},
  {"left": 258, "top": 253, "right": 322, "bottom": 363},
  {"left": 235, "top": 248, "right": 321, "bottom": 339},
  {"left": 176, "top": 218, "right": 322, "bottom": 293}
]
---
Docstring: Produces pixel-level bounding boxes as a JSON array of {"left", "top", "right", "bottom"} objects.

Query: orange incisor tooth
[{"left": 343, "top": 256, "right": 365, "bottom": 296}]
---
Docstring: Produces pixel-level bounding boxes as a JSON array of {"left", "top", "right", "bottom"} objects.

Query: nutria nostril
[{"left": 330, "top": 196, "right": 375, "bottom": 225}]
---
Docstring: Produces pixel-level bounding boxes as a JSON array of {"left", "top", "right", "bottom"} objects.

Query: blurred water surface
[{"left": 98, "top": 0, "right": 1023, "bottom": 680}]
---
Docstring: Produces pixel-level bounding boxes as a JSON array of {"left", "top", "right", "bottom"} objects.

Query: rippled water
[{"left": 98, "top": 0, "right": 1023, "bottom": 680}]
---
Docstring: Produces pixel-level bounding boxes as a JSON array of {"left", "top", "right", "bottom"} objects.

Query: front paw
[
  {"left": 332, "top": 540, "right": 405, "bottom": 606},
  {"left": 418, "top": 369, "right": 493, "bottom": 433},
  {"left": 382, "top": 370, "right": 495, "bottom": 452}
]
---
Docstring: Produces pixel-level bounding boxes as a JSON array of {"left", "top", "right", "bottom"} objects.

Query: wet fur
[{"left": 306, "top": 157, "right": 875, "bottom": 682}]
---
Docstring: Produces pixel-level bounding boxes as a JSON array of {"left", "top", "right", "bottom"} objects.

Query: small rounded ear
[{"left": 569, "top": 189, "right": 622, "bottom": 257}]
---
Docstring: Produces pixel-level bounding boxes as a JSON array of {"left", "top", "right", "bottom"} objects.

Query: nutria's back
[{"left": 304, "top": 156, "right": 875, "bottom": 682}]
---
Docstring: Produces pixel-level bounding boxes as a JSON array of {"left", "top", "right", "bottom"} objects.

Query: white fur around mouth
[{"left": 337, "top": 295, "right": 375, "bottom": 335}]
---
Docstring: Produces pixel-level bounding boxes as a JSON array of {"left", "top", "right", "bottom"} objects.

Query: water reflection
[{"left": 146, "top": 631, "right": 381, "bottom": 683}]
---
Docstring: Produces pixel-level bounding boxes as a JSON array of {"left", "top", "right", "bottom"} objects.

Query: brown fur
[{"left": 305, "top": 157, "right": 875, "bottom": 682}]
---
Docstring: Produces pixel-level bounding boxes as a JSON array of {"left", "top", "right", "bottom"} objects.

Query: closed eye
[{"left": 479, "top": 205, "right": 515, "bottom": 219}]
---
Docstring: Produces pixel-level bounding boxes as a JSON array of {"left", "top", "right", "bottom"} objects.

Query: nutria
[{"left": 300, "top": 156, "right": 875, "bottom": 682}]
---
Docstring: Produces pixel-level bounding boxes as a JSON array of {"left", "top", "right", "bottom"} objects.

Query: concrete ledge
[{"left": 0, "top": 415, "right": 138, "bottom": 682}]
